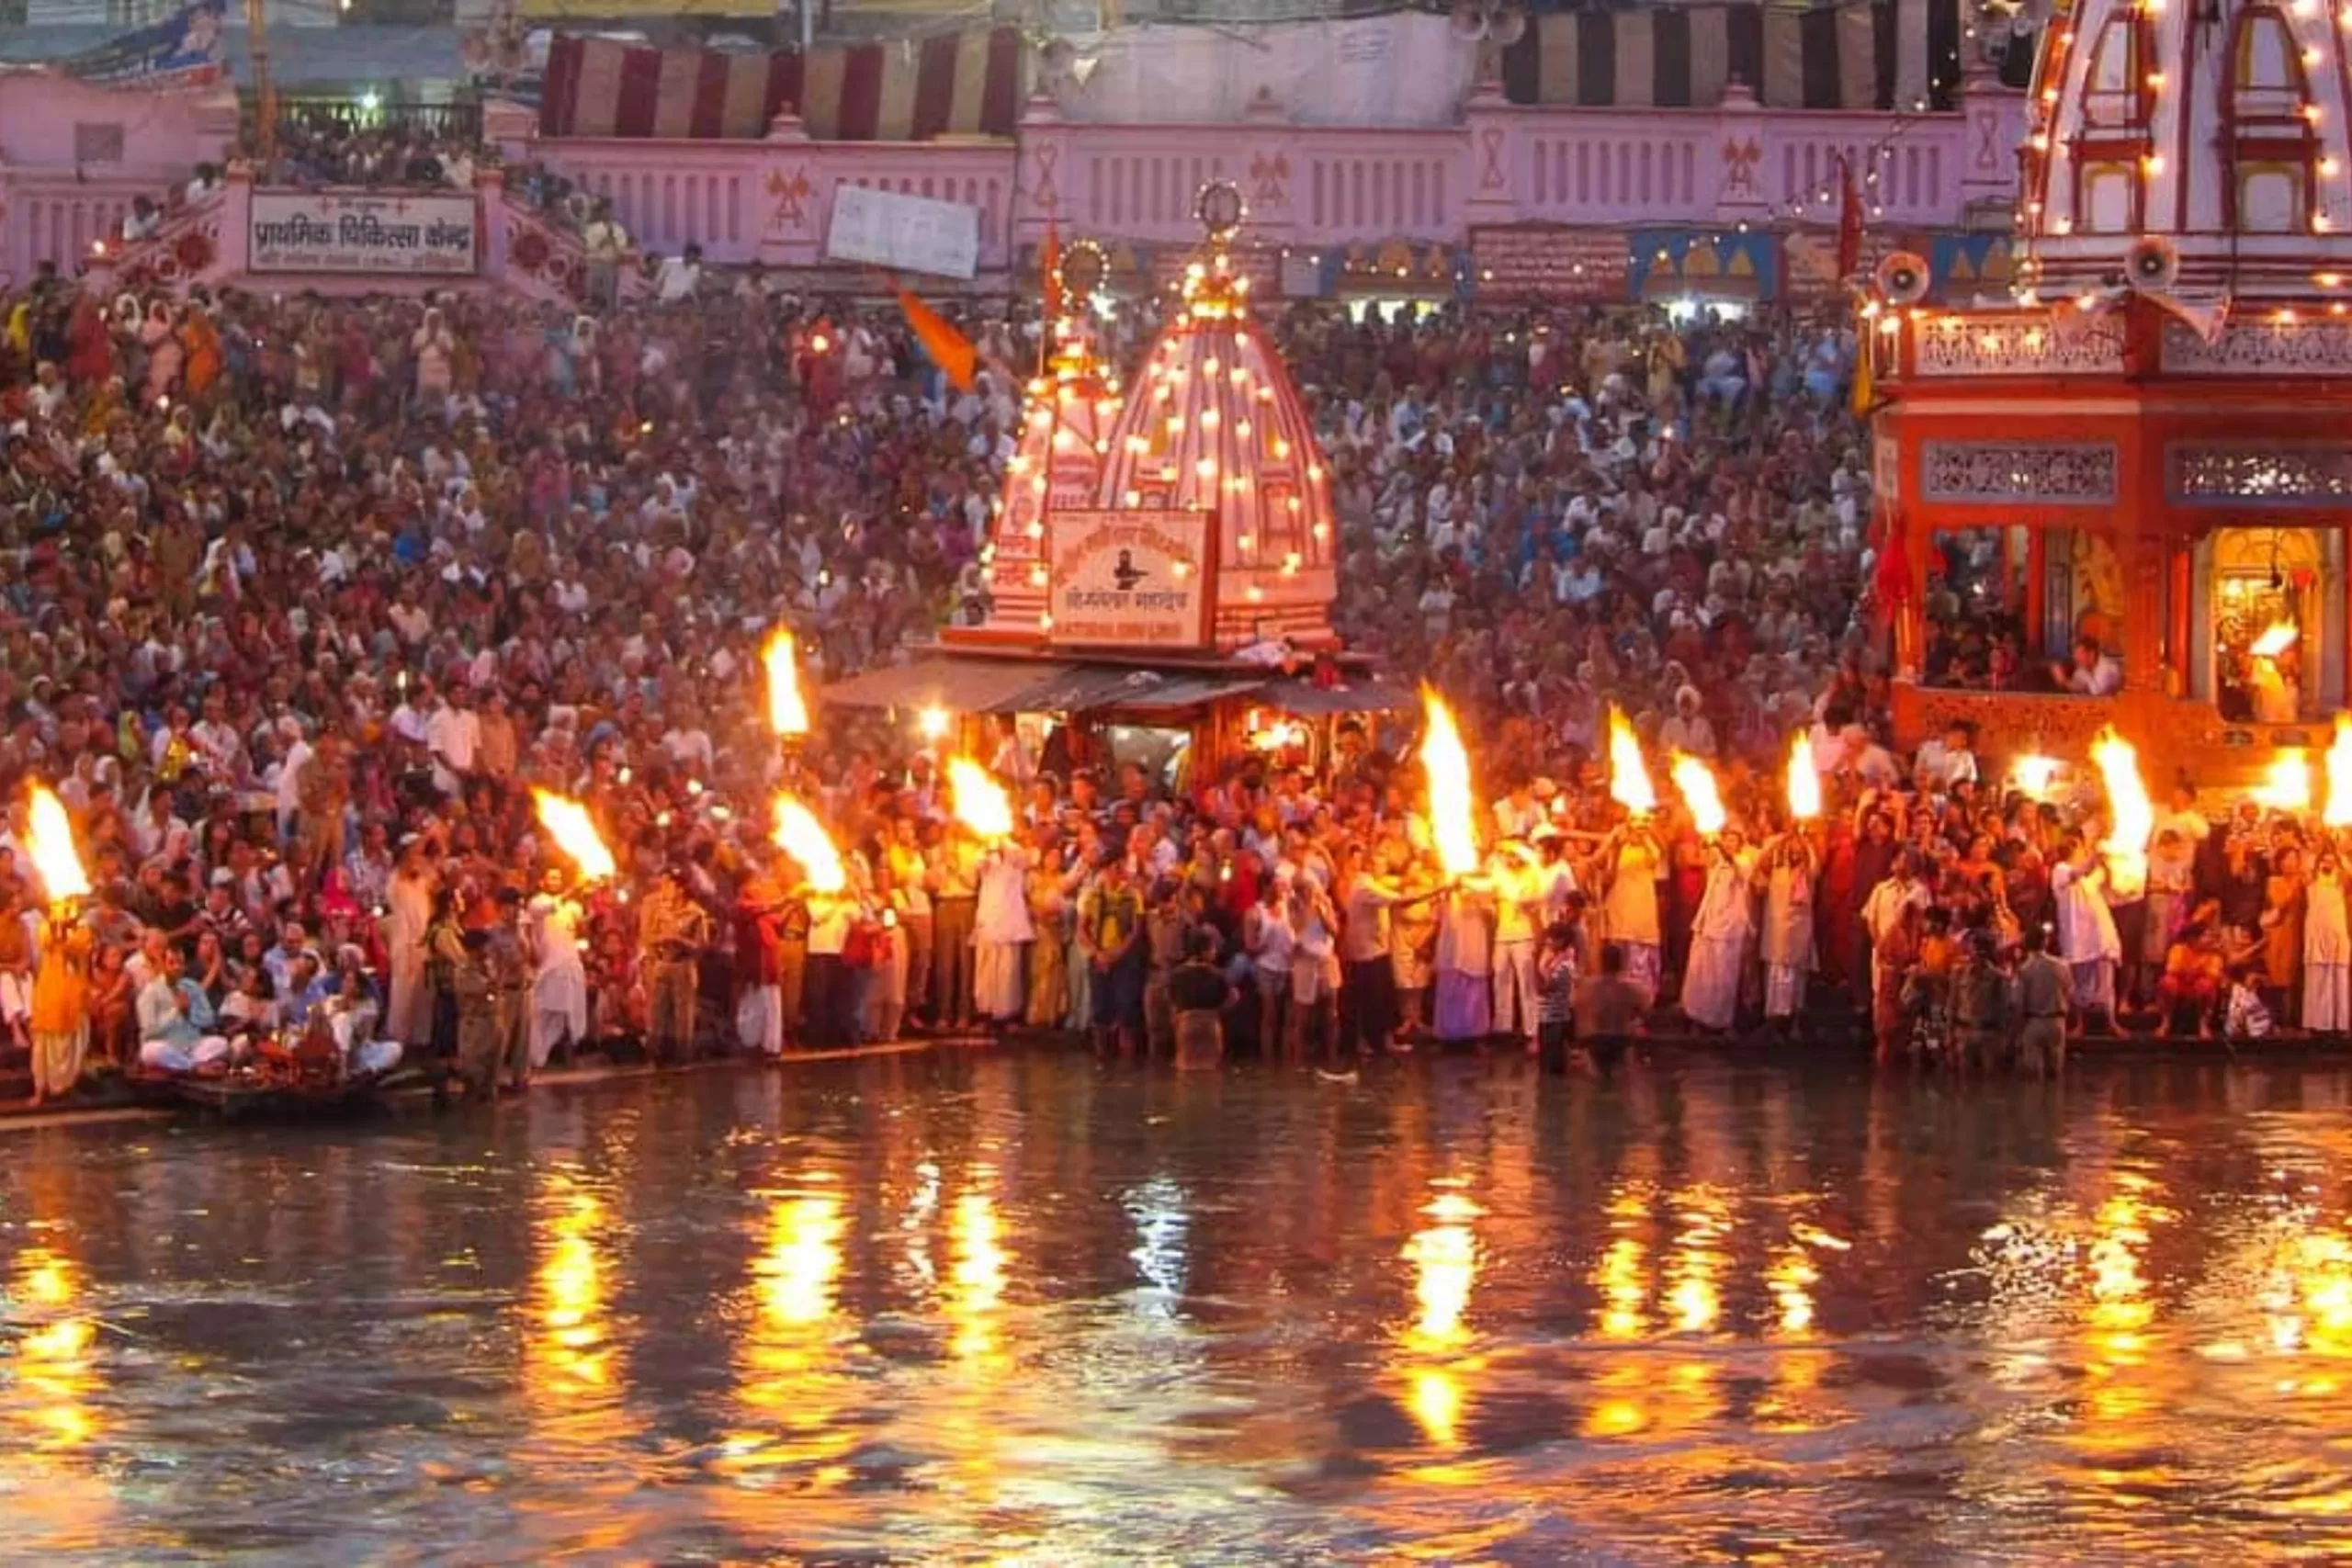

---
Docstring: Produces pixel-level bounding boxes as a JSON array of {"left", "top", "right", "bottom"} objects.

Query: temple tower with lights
[
  {"left": 1098, "top": 182, "right": 1341, "bottom": 651},
  {"left": 1873, "top": 0, "right": 2352, "bottom": 784},
  {"left": 944, "top": 241, "right": 1125, "bottom": 646}
]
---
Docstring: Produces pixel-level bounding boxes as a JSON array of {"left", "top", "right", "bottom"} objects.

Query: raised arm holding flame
[
  {"left": 763, "top": 626, "right": 811, "bottom": 759},
  {"left": 1419, "top": 686, "right": 1481, "bottom": 880},
  {"left": 24, "top": 784, "right": 91, "bottom": 913},
  {"left": 532, "top": 788, "right": 617, "bottom": 885},
  {"left": 772, "top": 795, "right": 847, "bottom": 896},
  {"left": 1606, "top": 705, "right": 1657, "bottom": 818},
  {"left": 946, "top": 757, "right": 1015, "bottom": 843}
]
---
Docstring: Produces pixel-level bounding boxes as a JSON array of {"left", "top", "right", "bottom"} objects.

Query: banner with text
[
  {"left": 1046, "top": 509, "right": 1215, "bottom": 649},
  {"left": 249, "top": 191, "right": 480, "bottom": 276}
]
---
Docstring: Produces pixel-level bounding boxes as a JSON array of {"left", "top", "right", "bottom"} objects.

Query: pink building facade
[{"left": 2, "top": 62, "right": 2030, "bottom": 305}]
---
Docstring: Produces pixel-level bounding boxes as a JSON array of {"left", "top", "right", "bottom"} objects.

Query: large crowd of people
[{"left": 0, "top": 210, "right": 2308, "bottom": 1111}]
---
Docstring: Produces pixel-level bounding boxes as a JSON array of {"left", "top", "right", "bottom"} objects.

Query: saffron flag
[
  {"left": 899, "top": 290, "right": 978, "bottom": 392},
  {"left": 1849, "top": 328, "right": 1875, "bottom": 418}
]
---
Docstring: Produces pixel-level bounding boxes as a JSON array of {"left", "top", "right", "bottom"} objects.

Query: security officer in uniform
[{"left": 639, "top": 863, "right": 713, "bottom": 1066}]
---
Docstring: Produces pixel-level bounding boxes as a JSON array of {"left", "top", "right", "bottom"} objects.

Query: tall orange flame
[
  {"left": 2253, "top": 749, "right": 2314, "bottom": 814},
  {"left": 23, "top": 784, "right": 89, "bottom": 905},
  {"left": 2325, "top": 716, "right": 2352, "bottom": 828},
  {"left": 945, "top": 757, "right": 1014, "bottom": 840},
  {"left": 1787, "top": 732, "right": 1823, "bottom": 821},
  {"left": 2090, "top": 728, "right": 2153, "bottom": 888},
  {"left": 2252, "top": 622, "right": 2300, "bottom": 660},
  {"left": 532, "top": 789, "right": 617, "bottom": 882},
  {"left": 771, "top": 795, "right": 846, "bottom": 894},
  {"left": 1419, "top": 686, "right": 1480, "bottom": 877},
  {"left": 1606, "top": 706, "right": 1657, "bottom": 817},
  {"left": 763, "top": 626, "right": 810, "bottom": 738},
  {"left": 1669, "top": 751, "right": 1727, "bottom": 837}
]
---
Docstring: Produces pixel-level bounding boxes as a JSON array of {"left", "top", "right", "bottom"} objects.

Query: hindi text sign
[
  {"left": 1469, "top": 226, "right": 1624, "bottom": 303},
  {"left": 1046, "top": 509, "right": 1215, "bottom": 649},
  {"left": 249, "top": 191, "right": 480, "bottom": 276}
]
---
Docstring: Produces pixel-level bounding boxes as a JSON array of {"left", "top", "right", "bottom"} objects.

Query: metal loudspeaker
[
  {"left": 1875, "top": 250, "right": 1931, "bottom": 306},
  {"left": 2125, "top": 234, "right": 2181, "bottom": 293}
]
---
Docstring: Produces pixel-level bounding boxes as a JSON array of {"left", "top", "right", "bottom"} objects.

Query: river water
[{"left": 4, "top": 1050, "right": 2352, "bottom": 1564}]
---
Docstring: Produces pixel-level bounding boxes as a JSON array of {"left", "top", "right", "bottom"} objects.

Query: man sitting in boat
[
  {"left": 321, "top": 944, "right": 400, "bottom": 1077},
  {"left": 135, "top": 945, "right": 232, "bottom": 1074}
]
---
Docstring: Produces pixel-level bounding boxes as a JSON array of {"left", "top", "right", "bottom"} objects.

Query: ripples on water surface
[{"left": 6, "top": 1053, "right": 2352, "bottom": 1563}]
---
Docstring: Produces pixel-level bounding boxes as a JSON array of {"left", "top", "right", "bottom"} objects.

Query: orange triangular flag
[{"left": 897, "top": 288, "right": 977, "bottom": 392}]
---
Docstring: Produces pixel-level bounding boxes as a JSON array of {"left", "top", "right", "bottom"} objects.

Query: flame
[
  {"left": 2253, "top": 749, "right": 2314, "bottom": 814},
  {"left": 532, "top": 789, "right": 617, "bottom": 882},
  {"left": 2325, "top": 716, "right": 2352, "bottom": 828},
  {"left": 23, "top": 784, "right": 89, "bottom": 905},
  {"left": 763, "top": 626, "right": 810, "bottom": 738},
  {"left": 2090, "top": 728, "right": 2153, "bottom": 880},
  {"left": 771, "top": 795, "right": 846, "bottom": 894},
  {"left": 2013, "top": 752, "right": 2063, "bottom": 801},
  {"left": 1606, "top": 706, "right": 1657, "bottom": 817},
  {"left": 1670, "top": 751, "right": 1727, "bottom": 837},
  {"left": 945, "top": 757, "right": 1015, "bottom": 840},
  {"left": 2252, "top": 621, "right": 2300, "bottom": 660},
  {"left": 1787, "top": 733, "right": 1823, "bottom": 821},
  {"left": 1419, "top": 686, "right": 1481, "bottom": 877}
]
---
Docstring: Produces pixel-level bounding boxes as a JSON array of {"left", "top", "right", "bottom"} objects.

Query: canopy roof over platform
[{"left": 823, "top": 654, "right": 1413, "bottom": 716}]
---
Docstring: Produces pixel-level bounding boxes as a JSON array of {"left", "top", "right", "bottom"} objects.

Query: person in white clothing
[
  {"left": 2051, "top": 836, "right": 2122, "bottom": 1032},
  {"left": 971, "top": 838, "right": 1034, "bottom": 1023},
  {"left": 526, "top": 871, "right": 591, "bottom": 1070},
  {"left": 2306, "top": 850, "right": 2352, "bottom": 1035},
  {"left": 1487, "top": 845, "right": 1544, "bottom": 1046},
  {"left": 1681, "top": 831, "right": 1758, "bottom": 1032}
]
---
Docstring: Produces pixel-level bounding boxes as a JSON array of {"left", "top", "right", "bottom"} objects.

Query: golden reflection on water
[
  {"left": 11, "top": 1247, "right": 99, "bottom": 1451},
  {"left": 1399, "top": 1187, "right": 1483, "bottom": 1450},
  {"left": 1665, "top": 1188, "right": 1730, "bottom": 1337},
  {"left": 1592, "top": 1184, "right": 1654, "bottom": 1343},
  {"left": 947, "top": 1168, "right": 1009, "bottom": 1365},
  {"left": 718, "top": 1176, "right": 854, "bottom": 1492},
  {"left": 521, "top": 1172, "right": 629, "bottom": 1456}
]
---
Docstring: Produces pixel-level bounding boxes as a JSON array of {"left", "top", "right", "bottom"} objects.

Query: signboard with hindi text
[
  {"left": 249, "top": 191, "right": 479, "bottom": 276},
  {"left": 1046, "top": 509, "right": 1216, "bottom": 650},
  {"left": 823, "top": 185, "right": 980, "bottom": 281},
  {"left": 1470, "top": 226, "right": 1626, "bottom": 304}
]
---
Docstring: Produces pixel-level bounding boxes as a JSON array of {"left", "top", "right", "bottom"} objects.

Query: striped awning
[
  {"left": 1498, "top": 0, "right": 1966, "bottom": 114},
  {"left": 538, "top": 27, "right": 1025, "bottom": 141}
]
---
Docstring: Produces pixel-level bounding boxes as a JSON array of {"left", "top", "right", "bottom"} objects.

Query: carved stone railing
[{"left": 1904, "top": 310, "right": 2128, "bottom": 378}]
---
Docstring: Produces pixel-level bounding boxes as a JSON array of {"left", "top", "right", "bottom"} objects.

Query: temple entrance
[{"left": 2195, "top": 526, "right": 2342, "bottom": 721}]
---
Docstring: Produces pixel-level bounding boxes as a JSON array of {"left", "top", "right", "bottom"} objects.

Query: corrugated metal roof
[
  {"left": 1107, "top": 672, "right": 1269, "bottom": 711},
  {"left": 821, "top": 655, "right": 1076, "bottom": 714},
  {"left": 1255, "top": 678, "right": 1419, "bottom": 716}
]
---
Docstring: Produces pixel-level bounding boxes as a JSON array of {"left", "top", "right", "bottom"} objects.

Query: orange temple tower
[
  {"left": 1097, "top": 183, "right": 1340, "bottom": 652},
  {"left": 944, "top": 243, "right": 1125, "bottom": 646},
  {"left": 1876, "top": 0, "right": 2352, "bottom": 785}
]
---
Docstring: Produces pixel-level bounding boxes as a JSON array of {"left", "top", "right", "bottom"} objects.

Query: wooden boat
[{"left": 132, "top": 1014, "right": 427, "bottom": 1121}]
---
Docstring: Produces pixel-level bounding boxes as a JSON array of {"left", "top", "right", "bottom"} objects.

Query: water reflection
[
  {"left": 719, "top": 1173, "right": 854, "bottom": 1492},
  {"left": 11, "top": 1245, "right": 99, "bottom": 1450},
  {"left": 521, "top": 1171, "right": 626, "bottom": 1447},
  {"left": 1398, "top": 1186, "right": 1481, "bottom": 1450},
  {"left": 15, "top": 1057, "right": 2352, "bottom": 1559}
]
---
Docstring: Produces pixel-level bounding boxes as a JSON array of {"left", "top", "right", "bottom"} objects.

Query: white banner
[
  {"left": 1046, "top": 15, "right": 1476, "bottom": 130},
  {"left": 249, "top": 190, "right": 479, "bottom": 276},
  {"left": 1046, "top": 508, "right": 1214, "bottom": 649},
  {"left": 824, "top": 185, "right": 981, "bottom": 281}
]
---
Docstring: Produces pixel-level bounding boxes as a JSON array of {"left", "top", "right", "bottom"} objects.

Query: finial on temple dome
[{"left": 1182, "top": 180, "right": 1250, "bottom": 319}]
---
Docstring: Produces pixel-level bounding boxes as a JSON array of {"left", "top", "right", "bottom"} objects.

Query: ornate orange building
[{"left": 1880, "top": 0, "right": 2352, "bottom": 779}]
